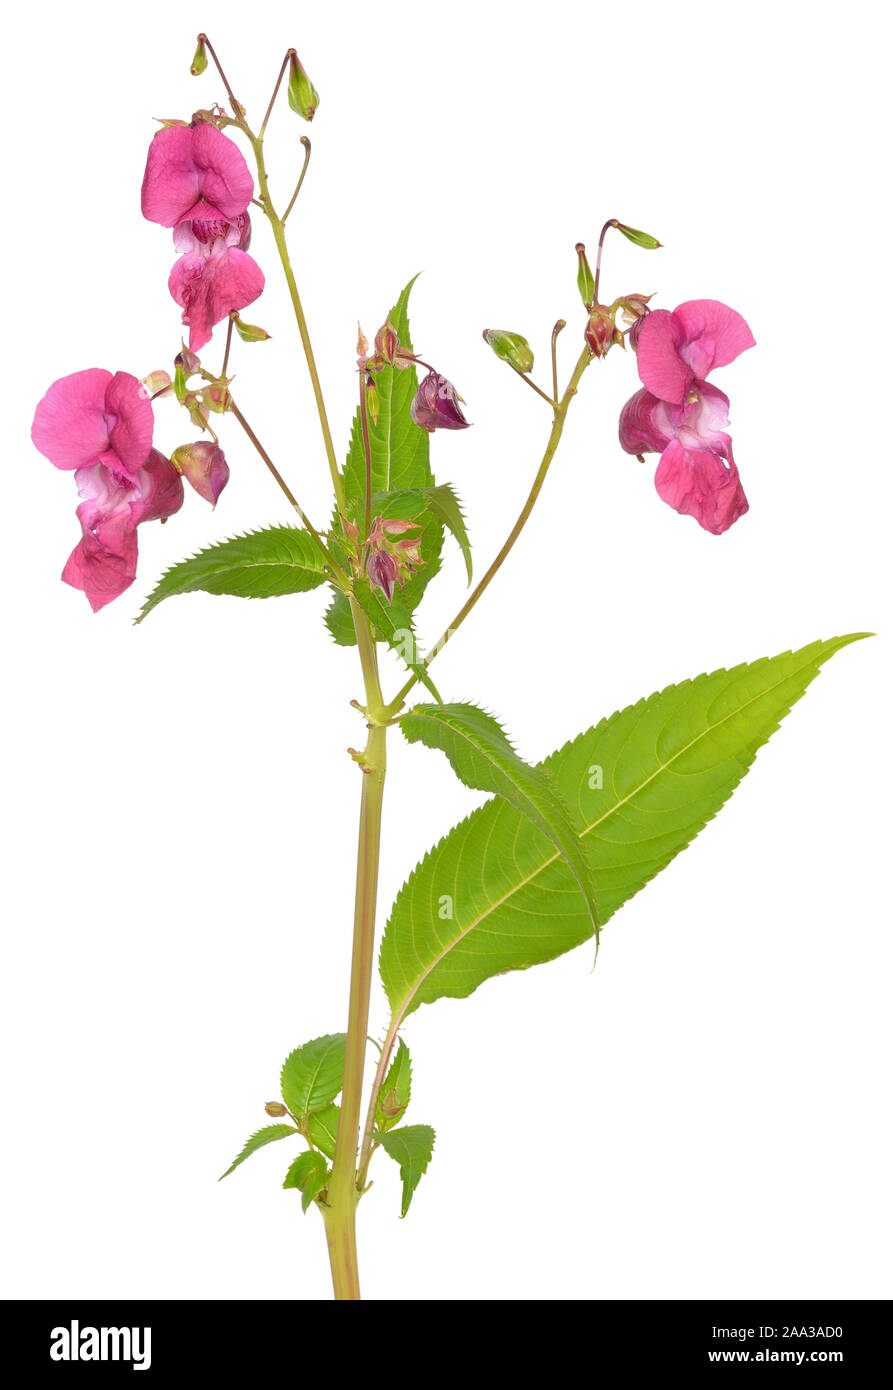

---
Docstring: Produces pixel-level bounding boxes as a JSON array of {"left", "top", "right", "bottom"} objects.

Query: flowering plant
[{"left": 31, "top": 34, "right": 867, "bottom": 1301}]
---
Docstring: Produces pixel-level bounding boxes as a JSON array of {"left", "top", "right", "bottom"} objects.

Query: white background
[{"left": 3, "top": 0, "right": 890, "bottom": 1301}]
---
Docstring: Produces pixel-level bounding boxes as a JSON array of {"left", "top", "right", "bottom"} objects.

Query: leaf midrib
[{"left": 388, "top": 655, "right": 817, "bottom": 1021}]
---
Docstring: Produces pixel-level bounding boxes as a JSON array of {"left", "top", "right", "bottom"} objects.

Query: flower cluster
[
  {"left": 619, "top": 299, "right": 755, "bottom": 535},
  {"left": 359, "top": 320, "right": 470, "bottom": 435},
  {"left": 141, "top": 120, "right": 265, "bottom": 352}
]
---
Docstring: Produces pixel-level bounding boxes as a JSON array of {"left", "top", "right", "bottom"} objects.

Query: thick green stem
[
  {"left": 385, "top": 344, "right": 593, "bottom": 714},
  {"left": 325, "top": 601, "right": 387, "bottom": 1301}
]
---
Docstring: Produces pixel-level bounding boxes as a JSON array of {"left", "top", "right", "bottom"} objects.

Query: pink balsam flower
[
  {"left": 410, "top": 372, "right": 470, "bottom": 432},
  {"left": 619, "top": 299, "right": 755, "bottom": 535},
  {"left": 142, "top": 124, "right": 264, "bottom": 351},
  {"left": 32, "top": 369, "right": 184, "bottom": 611}
]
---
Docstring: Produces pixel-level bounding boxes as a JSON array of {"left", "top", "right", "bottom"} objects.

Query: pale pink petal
[
  {"left": 168, "top": 247, "right": 265, "bottom": 352},
  {"left": 61, "top": 521, "right": 139, "bottom": 612},
  {"left": 634, "top": 310, "right": 693, "bottom": 404},
  {"left": 104, "top": 372, "right": 155, "bottom": 478},
  {"left": 31, "top": 369, "right": 113, "bottom": 470},
  {"left": 619, "top": 387, "right": 671, "bottom": 455},
  {"left": 654, "top": 438, "right": 748, "bottom": 535},
  {"left": 669, "top": 381, "right": 731, "bottom": 452},
  {"left": 141, "top": 124, "right": 254, "bottom": 227},
  {"left": 672, "top": 300, "right": 756, "bottom": 379}
]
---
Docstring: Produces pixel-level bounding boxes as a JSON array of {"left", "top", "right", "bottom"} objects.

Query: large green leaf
[
  {"left": 307, "top": 1104, "right": 340, "bottom": 1159},
  {"left": 377, "top": 1124, "right": 435, "bottom": 1217},
  {"left": 219, "top": 1124, "right": 297, "bottom": 1180},
  {"left": 137, "top": 526, "right": 327, "bottom": 622},
  {"left": 380, "top": 635, "right": 868, "bottom": 1021},
  {"left": 280, "top": 1035, "right": 346, "bottom": 1121},
  {"left": 400, "top": 702, "right": 599, "bottom": 939}
]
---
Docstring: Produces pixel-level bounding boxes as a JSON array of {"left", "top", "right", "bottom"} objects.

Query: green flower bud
[
  {"left": 265, "top": 1101, "right": 287, "bottom": 1118},
  {"left": 615, "top": 222, "right": 662, "bottom": 250},
  {"left": 575, "top": 243, "right": 595, "bottom": 308},
  {"left": 233, "top": 315, "right": 271, "bottom": 343},
  {"left": 190, "top": 36, "right": 208, "bottom": 77},
  {"left": 482, "top": 328, "right": 535, "bottom": 374},
  {"left": 287, "top": 50, "right": 319, "bottom": 122}
]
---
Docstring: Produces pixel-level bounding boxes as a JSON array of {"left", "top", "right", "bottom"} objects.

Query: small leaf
[
  {"left": 419, "top": 484, "right": 472, "bottom": 585},
  {"left": 301, "top": 1167, "right": 330, "bottom": 1212},
  {"left": 375, "top": 1038, "right": 412, "bottom": 1133},
  {"left": 219, "top": 1124, "right": 297, "bottom": 1180},
  {"left": 307, "top": 1104, "right": 340, "bottom": 1159},
  {"left": 400, "top": 702, "right": 599, "bottom": 939},
  {"left": 280, "top": 1035, "right": 346, "bottom": 1121},
  {"left": 378, "top": 1124, "right": 435, "bottom": 1216},
  {"left": 137, "top": 526, "right": 327, "bottom": 622},
  {"left": 283, "top": 1149, "right": 325, "bottom": 1190},
  {"left": 353, "top": 580, "right": 443, "bottom": 702}
]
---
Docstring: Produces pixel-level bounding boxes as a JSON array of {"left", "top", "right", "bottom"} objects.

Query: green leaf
[
  {"left": 423, "top": 483, "right": 472, "bottom": 585},
  {"left": 324, "top": 588, "right": 357, "bottom": 646},
  {"left": 280, "top": 1035, "right": 346, "bottom": 1121},
  {"left": 378, "top": 1124, "right": 435, "bottom": 1216},
  {"left": 381, "top": 635, "right": 868, "bottom": 1020},
  {"left": 307, "top": 1104, "right": 340, "bottom": 1159},
  {"left": 283, "top": 1149, "right": 326, "bottom": 1191},
  {"left": 300, "top": 1166, "right": 330, "bottom": 1212},
  {"left": 137, "top": 526, "right": 327, "bottom": 622},
  {"left": 343, "top": 277, "right": 432, "bottom": 503},
  {"left": 399, "top": 702, "right": 599, "bottom": 939},
  {"left": 219, "top": 1124, "right": 297, "bottom": 1180},
  {"left": 375, "top": 1038, "right": 412, "bottom": 1133},
  {"left": 353, "top": 580, "right": 443, "bottom": 702}
]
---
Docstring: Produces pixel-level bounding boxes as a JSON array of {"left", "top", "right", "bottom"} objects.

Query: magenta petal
[
  {"left": 141, "top": 124, "right": 254, "bottom": 228},
  {"left": 635, "top": 310, "right": 693, "bottom": 405},
  {"left": 31, "top": 369, "right": 113, "bottom": 470},
  {"left": 618, "top": 387, "right": 671, "bottom": 455},
  {"left": 672, "top": 299, "right": 756, "bottom": 379},
  {"left": 169, "top": 247, "right": 265, "bottom": 352},
  {"left": 104, "top": 372, "right": 155, "bottom": 478},
  {"left": 654, "top": 438, "right": 749, "bottom": 535},
  {"left": 61, "top": 520, "right": 139, "bottom": 612},
  {"left": 132, "top": 450, "right": 185, "bottom": 523}
]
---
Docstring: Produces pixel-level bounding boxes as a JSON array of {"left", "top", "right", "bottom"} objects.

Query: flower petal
[
  {"left": 31, "top": 369, "right": 113, "bottom": 470},
  {"left": 672, "top": 299, "right": 756, "bottom": 379},
  {"left": 141, "top": 124, "right": 254, "bottom": 228},
  {"left": 61, "top": 518, "right": 139, "bottom": 612},
  {"left": 634, "top": 309, "right": 693, "bottom": 404},
  {"left": 104, "top": 371, "right": 155, "bottom": 478},
  {"left": 618, "top": 387, "right": 671, "bottom": 455},
  {"left": 653, "top": 438, "right": 748, "bottom": 535},
  {"left": 168, "top": 247, "right": 265, "bottom": 352}
]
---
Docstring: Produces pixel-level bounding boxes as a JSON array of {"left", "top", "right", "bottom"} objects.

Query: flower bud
[
  {"left": 615, "top": 222, "right": 662, "bottom": 250},
  {"left": 482, "top": 329, "right": 534, "bottom": 374},
  {"left": 203, "top": 384, "right": 231, "bottom": 414},
  {"left": 265, "top": 1101, "right": 287, "bottom": 1118},
  {"left": 410, "top": 371, "right": 471, "bottom": 432},
  {"left": 190, "top": 35, "right": 208, "bottom": 76},
  {"left": 171, "top": 441, "right": 230, "bottom": 507},
  {"left": 174, "top": 344, "right": 201, "bottom": 375},
  {"left": 173, "top": 362, "right": 189, "bottom": 404},
  {"left": 575, "top": 243, "right": 595, "bottom": 308},
  {"left": 584, "top": 305, "right": 622, "bottom": 359},
  {"left": 367, "top": 549, "right": 399, "bottom": 602},
  {"left": 365, "top": 377, "right": 380, "bottom": 426},
  {"left": 184, "top": 394, "right": 209, "bottom": 430},
  {"left": 232, "top": 315, "right": 271, "bottom": 343},
  {"left": 379, "top": 1089, "right": 406, "bottom": 1120},
  {"left": 374, "top": 318, "right": 401, "bottom": 366},
  {"left": 287, "top": 51, "right": 319, "bottom": 121},
  {"left": 141, "top": 370, "right": 173, "bottom": 399},
  {"left": 617, "top": 293, "right": 653, "bottom": 324}
]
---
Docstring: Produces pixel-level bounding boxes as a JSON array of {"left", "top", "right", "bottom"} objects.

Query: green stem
[
  {"left": 385, "top": 344, "right": 593, "bottom": 714},
  {"left": 325, "top": 602, "right": 388, "bottom": 1301}
]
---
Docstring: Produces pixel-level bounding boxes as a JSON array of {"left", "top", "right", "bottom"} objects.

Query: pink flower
[
  {"left": 141, "top": 125, "right": 265, "bottom": 351},
  {"left": 31, "top": 369, "right": 154, "bottom": 479},
  {"left": 32, "top": 370, "right": 184, "bottom": 611},
  {"left": 410, "top": 372, "right": 470, "bottom": 432},
  {"left": 619, "top": 299, "right": 755, "bottom": 535},
  {"left": 141, "top": 123, "right": 255, "bottom": 228},
  {"left": 168, "top": 213, "right": 264, "bottom": 352}
]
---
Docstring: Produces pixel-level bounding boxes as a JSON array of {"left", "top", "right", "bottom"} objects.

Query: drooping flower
[
  {"left": 618, "top": 299, "right": 755, "bottom": 535},
  {"left": 410, "top": 372, "right": 470, "bottom": 432},
  {"left": 32, "top": 369, "right": 184, "bottom": 610},
  {"left": 366, "top": 549, "right": 399, "bottom": 602},
  {"left": 141, "top": 124, "right": 265, "bottom": 351},
  {"left": 171, "top": 440, "right": 230, "bottom": 507}
]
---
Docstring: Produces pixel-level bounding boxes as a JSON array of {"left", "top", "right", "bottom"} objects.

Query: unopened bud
[
  {"left": 232, "top": 315, "right": 271, "bottom": 343},
  {"left": 287, "top": 51, "right": 319, "bottom": 122},
  {"left": 483, "top": 328, "right": 534, "bottom": 374},
  {"left": 584, "top": 305, "right": 622, "bottom": 359},
  {"left": 265, "top": 1101, "right": 287, "bottom": 1118},
  {"left": 615, "top": 222, "right": 662, "bottom": 250},
  {"left": 184, "top": 394, "right": 209, "bottom": 430},
  {"left": 374, "top": 318, "right": 401, "bottom": 365},
  {"left": 171, "top": 441, "right": 230, "bottom": 507},
  {"left": 174, "top": 344, "right": 201, "bottom": 374},
  {"left": 141, "top": 370, "right": 172, "bottom": 399},
  {"left": 575, "top": 243, "right": 595, "bottom": 308},
  {"left": 190, "top": 35, "right": 208, "bottom": 76},
  {"left": 367, "top": 550, "right": 399, "bottom": 602},
  {"left": 203, "top": 384, "right": 231, "bottom": 414},
  {"left": 173, "top": 362, "right": 188, "bottom": 404},
  {"left": 379, "top": 1089, "right": 406, "bottom": 1120},
  {"left": 411, "top": 371, "right": 471, "bottom": 432},
  {"left": 365, "top": 377, "right": 380, "bottom": 426}
]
